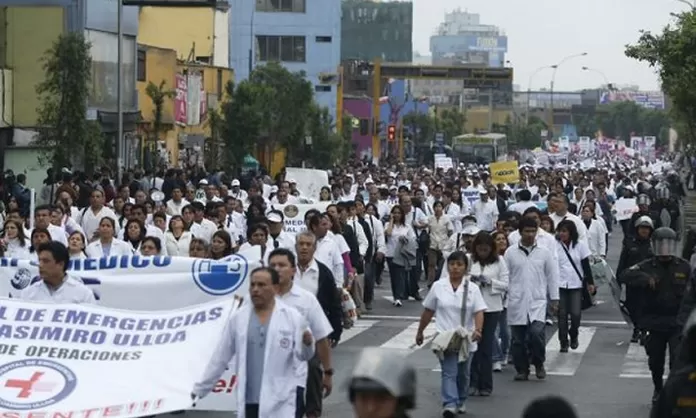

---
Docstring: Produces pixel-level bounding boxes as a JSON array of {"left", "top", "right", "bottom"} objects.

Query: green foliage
[
  {"left": 35, "top": 32, "right": 103, "bottom": 173},
  {"left": 302, "top": 105, "right": 352, "bottom": 168},
  {"left": 219, "top": 80, "right": 265, "bottom": 171},
  {"left": 591, "top": 101, "right": 670, "bottom": 145},
  {"left": 401, "top": 107, "right": 466, "bottom": 145},
  {"left": 145, "top": 80, "right": 175, "bottom": 142},
  {"left": 497, "top": 115, "right": 547, "bottom": 150},
  {"left": 204, "top": 108, "right": 224, "bottom": 170},
  {"left": 625, "top": 10, "right": 696, "bottom": 146}
]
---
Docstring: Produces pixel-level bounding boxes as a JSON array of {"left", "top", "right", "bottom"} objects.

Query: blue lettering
[
  {"left": 0, "top": 258, "right": 18, "bottom": 267},
  {"left": 67, "top": 255, "right": 173, "bottom": 271},
  {"left": 113, "top": 330, "right": 186, "bottom": 346},
  {"left": 208, "top": 307, "right": 223, "bottom": 320}
]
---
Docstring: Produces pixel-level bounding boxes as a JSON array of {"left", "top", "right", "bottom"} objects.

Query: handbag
[
  {"left": 445, "top": 280, "right": 470, "bottom": 355},
  {"left": 413, "top": 211, "right": 430, "bottom": 249},
  {"left": 560, "top": 243, "right": 595, "bottom": 310}
]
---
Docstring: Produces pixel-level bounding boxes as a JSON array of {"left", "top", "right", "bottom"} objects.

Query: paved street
[{"left": 181, "top": 228, "right": 657, "bottom": 418}]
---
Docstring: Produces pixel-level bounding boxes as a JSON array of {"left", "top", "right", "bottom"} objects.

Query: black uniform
[
  {"left": 650, "top": 364, "right": 696, "bottom": 418},
  {"left": 618, "top": 257, "right": 692, "bottom": 392},
  {"left": 672, "top": 273, "right": 696, "bottom": 373}
]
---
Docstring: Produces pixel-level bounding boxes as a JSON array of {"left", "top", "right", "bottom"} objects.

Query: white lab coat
[
  {"left": 503, "top": 245, "right": 559, "bottom": 326},
  {"left": 193, "top": 299, "right": 314, "bottom": 418},
  {"left": 85, "top": 239, "right": 134, "bottom": 258}
]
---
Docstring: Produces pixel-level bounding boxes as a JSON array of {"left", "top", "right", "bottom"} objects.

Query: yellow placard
[{"left": 490, "top": 161, "right": 519, "bottom": 184}]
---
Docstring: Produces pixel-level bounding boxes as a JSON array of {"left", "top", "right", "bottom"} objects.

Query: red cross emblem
[{"left": 4, "top": 372, "right": 57, "bottom": 399}]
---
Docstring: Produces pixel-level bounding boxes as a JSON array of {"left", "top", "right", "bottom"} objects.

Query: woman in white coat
[
  {"left": 580, "top": 204, "right": 607, "bottom": 258},
  {"left": 164, "top": 215, "right": 193, "bottom": 256},
  {"left": 193, "top": 267, "right": 315, "bottom": 418},
  {"left": 85, "top": 217, "right": 133, "bottom": 258}
]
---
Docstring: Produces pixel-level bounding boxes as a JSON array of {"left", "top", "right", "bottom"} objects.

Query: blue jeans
[
  {"left": 439, "top": 353, "right": 473, "bottom": 409},
  {"left": 493, "top": 308, "right": 510, "bottom": 362}
]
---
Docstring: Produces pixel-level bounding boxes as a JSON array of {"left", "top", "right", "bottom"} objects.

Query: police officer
[
  {"left": 627, "top": 194, "right": 661, "bottom": 238},
  {"left": 650, "top": 309, "right": 696, "bottom": 418},
  {"left": 617, "top": 216, "right": 655, "bottom": 343},
  {"left": 347, "top": 347, "right": 416, "bottom": 418},
  {"left": 618, "top": 227, "right": 692, "bottom": 403}
]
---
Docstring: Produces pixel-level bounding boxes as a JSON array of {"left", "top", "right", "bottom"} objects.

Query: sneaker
[
  {"left": 545, "top": 319, "right": 554, "bottom": 325},
  {"left": 493, "top": 361, "right": 502, "bottom": 372},
  {"left": 393, "top": 299, "right": 402, "bottom": 307},
  {"left": 478, "top": 389, "right": 491, "bottom": 397},
  {"left": 457, "top": 405, "right": 467, "bottom": 414},
  {"left": 442, "top": 407, "right": 457, "bottom": 417},
  {"left": 535, "top": 364, "right": 547, "bottom": 380},
  {"left": 364, "top": 302, "right": 372, "bottom": 311}
]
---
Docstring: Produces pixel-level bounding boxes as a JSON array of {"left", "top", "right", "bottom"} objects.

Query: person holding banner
[
  {"left": 193, "top": 267, "right": 315, "bottom": 418},
  {"left": 20, "top": 241, "right": 96, "bottom": 303}
]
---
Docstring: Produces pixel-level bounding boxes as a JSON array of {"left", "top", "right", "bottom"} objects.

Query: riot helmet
[
  {"left": 348, "top": 347, "right": 416, "bottom": 415},
  {"left": 652, "top": 227, "right": 678, "bottom": 257},
  {"left": 637, "top": 193, "right": 651, "bottom": 207},
  {"left": 634, "top": 215, "right": 654, "bottom": 230},
  {"left": 656, "top": 186, "right": 670, "bottom": 200}
]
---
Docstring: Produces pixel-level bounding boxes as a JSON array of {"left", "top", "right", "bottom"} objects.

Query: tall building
[
  {"left": 341, "top": 0, "right": 413, "bottom": 63},
  {"left": 430, "top": 9, "right": 507, "bottom": 67},
  {"left": 229, "top": 0, "right": 342, "bottom": 118}
]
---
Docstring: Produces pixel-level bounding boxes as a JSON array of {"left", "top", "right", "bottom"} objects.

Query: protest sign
[
  {"left": 268, "top": 203, "right": 330, "bottom": 234},
  {"left": 614, "top": 198, "right": 638, "bottom": 221},
  {"left": 0, "top": 298, "right": 235, "bottom": 416}
]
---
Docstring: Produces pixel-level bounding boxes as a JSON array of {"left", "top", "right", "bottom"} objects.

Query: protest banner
[
  {"left": 0, "top": 250, "right": 262, "bottom": 412},
  {"left": 614, "top": 198, "right": 638, "bottom": 221},
  {"left": 0, "top": 298, "right": 235, "bottom": 417}
]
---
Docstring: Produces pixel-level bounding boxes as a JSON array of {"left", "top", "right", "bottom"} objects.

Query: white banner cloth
[{"left": 0, "top": 298, "right": 235, "bottom": 416}]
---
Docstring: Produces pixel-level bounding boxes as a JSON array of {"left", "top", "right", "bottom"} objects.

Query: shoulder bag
[
  {"left": 445, "top": 280, "right": 471, "bottom": 358},
  {"left": 560, "top": 243, "right": 594, "bottom": 310}
]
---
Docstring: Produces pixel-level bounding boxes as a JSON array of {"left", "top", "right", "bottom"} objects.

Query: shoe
[
  {"left": 493, "top": 361, "right": 502, "bottom": 372},
  {"left": 364, "top": 302, "right": 372, "bottom": 311},
  {"left": 570, "top": 338, "right": 579, "bottom": 350},
  {"left": 393, "top": 299, "right": 402, "bottom": 307},
  {"left": 442, "top": 407, "right": 457, "bottom": 417},
  {"left": 560, "top": 345, "right": 569, "bottom": 353},
  {"left": 652, "top": 389, "right": 661, "bottom": 403},
  {"left": 478, "top": 389, "right": 491, "bottom": 397},
  {"left": 514, "top": 372, "right": 529, "bottom": 381},
  {"left": 545, "top": 319, "right": 554, "bottom": 325},
  {"left": 631, "top": 328, "right": 640, "bottom": 343},
  {"left": 535, "top": 365, "right": 547, "bottom": 380},
  {"left": 469, "top": 387, "right": 478, "bottom": 396},
  {"left": 412, "top": 294, "right": 423, "bottom": 301},
  {"left": 457, "top": 405, "right": 467, "bottom": 414}
]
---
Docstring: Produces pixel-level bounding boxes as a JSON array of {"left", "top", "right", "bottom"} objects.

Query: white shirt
[
  {"left": 165, "top": 230, "right": 194, "bottom": 256},
  {"left": 192, "top": 218, "right": 218, "bottom": 244},
  {"left": 278, "top": 284, "right": 334, "bottom": 388},
  {"left": 504, "top": 244, "right": 560, "bottom": 326},
  {"left": 85, "top": 239, "right": 134, "bottom": 258},
  {"left": 584, "top": 218, "right": 608, "bottom": 257},
  {"left": 20, "top": 275, "right": 96, "bottom": 304},
  {"left": 468, "top": 258, "right": 509, "bottom": 313},
  {"left": 295, "top": 259, "right": 321, "bottom": 295},
  {"left": 77, "top": 206, "right": 119, "bottom": 241},
  {"left": 347, "top": 217, "right": 369, "bottom": 256},
  {"left": 556, "top": 240, "right": 591, "bottom": 289},
  {"left": 267, "top": 232, "right": 297, "bottom": 253},
  {"left": 423, "top": 278, "right": 488, "bottom": 352},
  {"left": 166, "top": 199, "right": 189, "bottom": 216},
  {"left": 444, "top": 203, "right": 462, "bottom": 233},
  {"left": 428, "top": 214, "right": 453, "bottom": 251},
  {"left": 550, "top": 212, "right": 589, "bottom": 245},
  {"left": 508, "top": 201, "right": 537, "bottom": 215},
  {"left": 472, "top": 199, "right": 498, "bottom": 231},
  {"left": 384, "top": 224, "right": 416, "bottom": 258},
  {"left": 362, "top": 214, "right": 386, "bottom": 255},
  {"left": 315, "top": 234, "right": 344, "bottom": 287},
  {"left": 507, "top": 228, "right": 558, "bottom": 262}
]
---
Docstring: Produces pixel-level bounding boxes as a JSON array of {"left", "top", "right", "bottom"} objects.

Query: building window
[
  {"left": 137, "top": 49, "right": 146, "bottom": 82},
  {"left": 315, "top": 36, "right": 332, "bottom": 43},
  {"left": 315, "top": 85, "right": 331, "bottom": 92},
  {"left": 256, "top": 0, "right": 305, "bottom": 13},
  {"left": 257, "top": 35, "right": 306, "bottom": 62}
]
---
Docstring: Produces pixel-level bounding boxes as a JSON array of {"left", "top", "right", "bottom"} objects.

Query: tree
[
  {"left": 35, "top": 32, "right": 103, "bottom": 173},
  {"left": 248, "top": 62, "right": 314, "bottom": 162},
  {"left": 501, "top": 115, "right": 546, "bottom": 150},
  {"left": 436, "top": 108, "right": 467, "bottom": 142},
  {"left": 402, "top": 112, "right": 435, "bottom": 145},
  {"left": 625, "top": 10, "right": 696, "bottom": 146},
  {"left": 144, "top": 80, "right": 174, "bottom": 170},
  {"left": 219, "top": 80, "right": 266, "bottom": 172},
  {"left": 204, "top": 108, "right": 224, "bottom": 170},
  {"left": 303, "top": 105, "right": 352, "bottom": 168}
]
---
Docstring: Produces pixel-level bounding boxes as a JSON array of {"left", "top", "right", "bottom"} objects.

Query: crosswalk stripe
[
  {"left": 339, "top": 320, "right": 379, "bottom": 345},
  {"left": 619, "top": 342, "right": 669, "bottom": 379},
  {"left": 380, "top": 322, "right": 437, "bottom": 351},
  {"left": 545, "top": 326, "right": 596, "bottom": 376}
]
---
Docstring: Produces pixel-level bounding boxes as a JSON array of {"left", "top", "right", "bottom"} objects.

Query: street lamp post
[
  {"left": 549, "top": 52, "right": 587, "bottom": 139},
  {"left": 676, "top": 0, "right": 696, "bottom": 8},
  {"left": 581, "top": 66, "right": 610, "bottom": 88},
  {"left": 526, "top": 65, "right": 553, "bottom": 125}
]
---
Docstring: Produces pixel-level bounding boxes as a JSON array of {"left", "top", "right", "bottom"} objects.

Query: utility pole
[{"left": 116, "top": 0, "right": 123, "bottom": 184}]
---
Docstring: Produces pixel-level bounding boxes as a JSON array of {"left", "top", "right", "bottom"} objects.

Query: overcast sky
[{"left": 412, "top": 0, "right": 689, "bottom": 91}]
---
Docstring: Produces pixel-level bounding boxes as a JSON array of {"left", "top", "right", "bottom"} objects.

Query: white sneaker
[
  {"left": 493, "top": 361, "right": 502, "bottom": 372},
  {"left": 442, "top": 407, "right": 457, "bottom": 417},
  {"left": 395, "top": 299, "right": 403, "bottom": 307},
  {"left": 458, "top": 404, "right": 467, "bottom": 414}
]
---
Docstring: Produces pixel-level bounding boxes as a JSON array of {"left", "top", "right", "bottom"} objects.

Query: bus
[{"left": 451, "top": 133, "right": 508, "bottom": 165}]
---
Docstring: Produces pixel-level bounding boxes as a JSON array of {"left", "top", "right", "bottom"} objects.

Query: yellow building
[
  {"left": 137, "top": 4, "right": 229, "bottom": 68},
  {"left": 136, "top": 44, "right": 233, "bottom": 166},
  {"left": 465, "top": 108, "right": 512, "bottom": 133}
]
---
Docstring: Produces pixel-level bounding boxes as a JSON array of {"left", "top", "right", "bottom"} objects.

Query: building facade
[
  {"left": 229, "top": 0, "right": 342, "bottom": 119},
  {"left": 0, "top": 0, "right": 139, "bottom": 189},
  {"left": 341, "top": 0, "right": 412, "bottom": 63}
]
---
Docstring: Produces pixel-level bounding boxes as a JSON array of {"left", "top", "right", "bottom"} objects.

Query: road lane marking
[
  {"left": 619, "top": 342, "right": 668, "bottom": 379},
  {"left": 338, "top": 320, "right": 379, "bottom": 345},
  {"left": 380, "top": 322, "right": 437, "bottom": 351},
  {"left": 545, "top": 326, "right": 596, "bottom": 376}
]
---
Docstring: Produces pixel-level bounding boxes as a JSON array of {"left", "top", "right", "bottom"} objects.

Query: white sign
[
  {"left": 615, "top": 198, "right": 638, "bottom": 221},
  {"left": 285, "top": 168, "right": 329, "bottom": 201},
  {"left": 0, "top": 297, "right": 235, "bottom": 416},
  {"left": 268, "top": 203, "right": 330, "bottom": 234}
]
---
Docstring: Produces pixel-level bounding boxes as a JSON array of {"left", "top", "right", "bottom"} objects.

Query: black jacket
[{"left": 315, "top": 260, "right": 344, "bottom": 342}]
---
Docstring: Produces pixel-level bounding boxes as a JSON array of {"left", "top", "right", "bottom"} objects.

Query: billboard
[
  {"left": 431, "top": 34, "right": 508, "bottom": 55},
  {"left": 599, "top": 90, "right": 665, "bottom": 110}
]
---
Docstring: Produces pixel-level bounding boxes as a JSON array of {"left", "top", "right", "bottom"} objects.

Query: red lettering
[
  {"left": 103, "top": 406, "right": 122, "bottom": 417},
  {"left": 212, "top": 375, "right": 237, "bottom": 394},
  {"left": 81, "top": 408, "right": 100, "bottom": 418},
  {"left": 1, "top": 413, "right": 21, "bottom": 418},
  {"left": 54, "top": 413, "right": 73, "bottom": 418},
  {"left": 27, "top": 414, "right": 46, "bottom": 418},
  {"left": 126, "top": 403, "right": 138, "bottom": 414}
]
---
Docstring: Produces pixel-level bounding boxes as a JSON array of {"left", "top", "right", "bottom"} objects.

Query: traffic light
[{"left": 387, "top": 124, "right": 396, "bottom": 142}]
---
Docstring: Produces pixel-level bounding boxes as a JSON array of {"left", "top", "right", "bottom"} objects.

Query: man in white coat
[
  {"left": 504, "top": 217, "right": 559, "bottom": 382},
  {"left": 192, "top": 267, "right": 315, "bottom": 418}
]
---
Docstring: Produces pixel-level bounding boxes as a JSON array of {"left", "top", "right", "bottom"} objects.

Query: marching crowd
[{"left": 5, "top": 157, "right": 696, "bottom": 418}]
